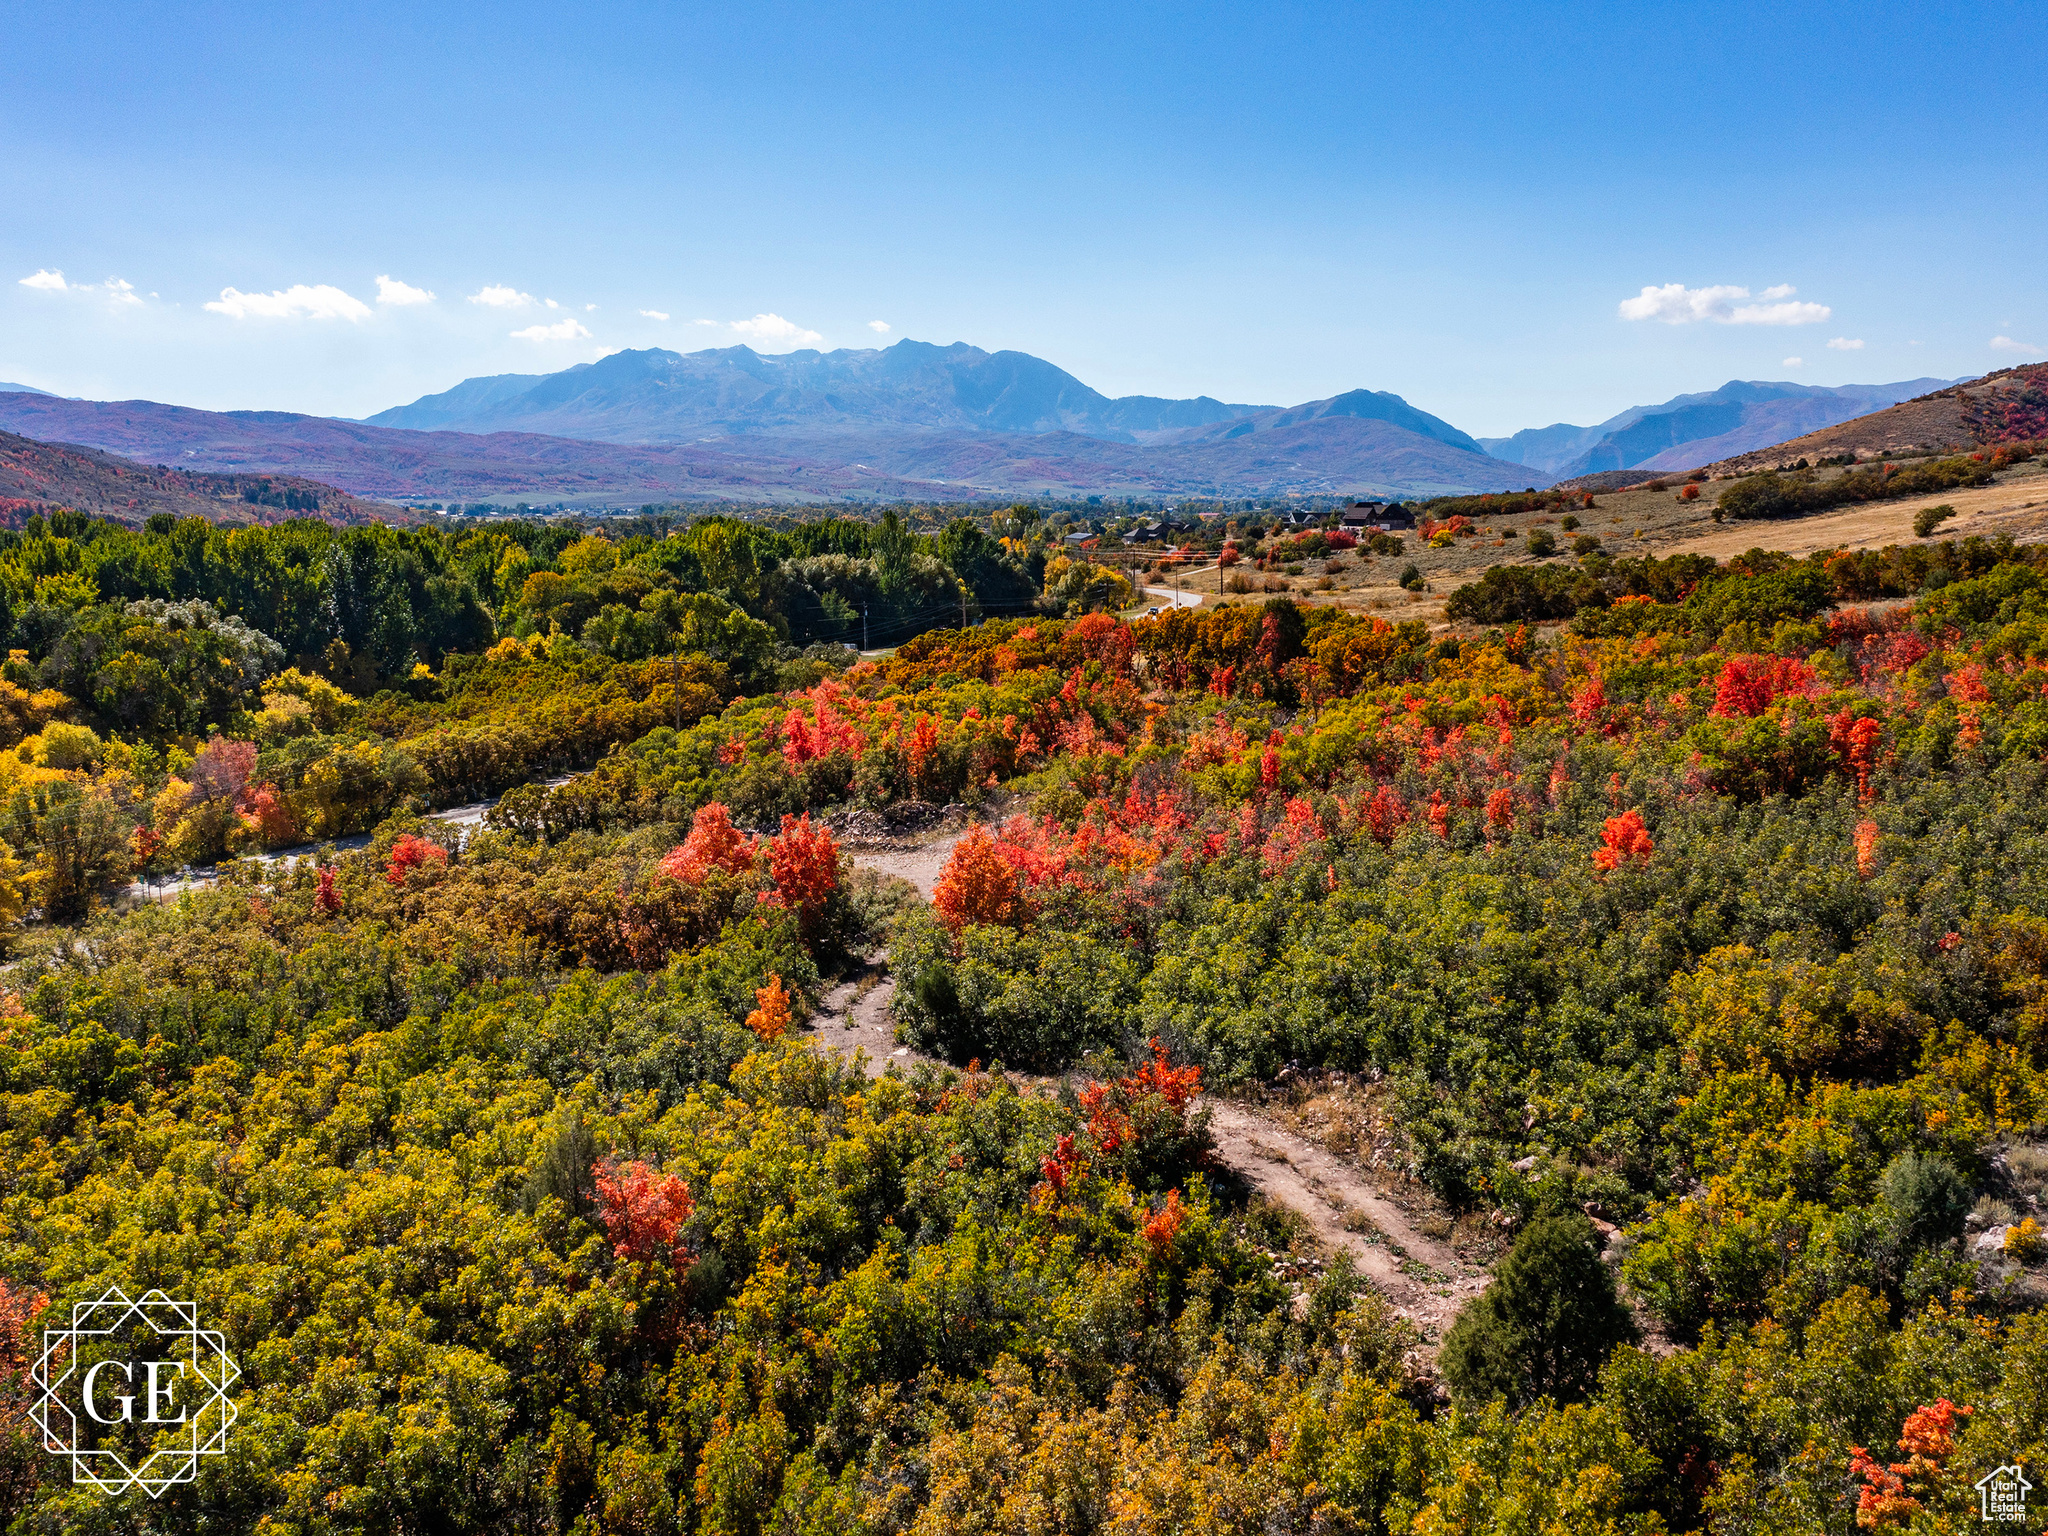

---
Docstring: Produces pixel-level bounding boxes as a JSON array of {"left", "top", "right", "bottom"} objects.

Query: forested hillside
[{"left": 0, "top": 501, "right": 2043, "bottom": 1534}]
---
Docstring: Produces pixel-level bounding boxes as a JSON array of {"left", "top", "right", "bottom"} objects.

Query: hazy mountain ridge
[
  {"left": 1150, "top": 388, "right": 1490, "bottom": 454},
  {"left": 366, "top": 341, "right": 1277, "bottom": 445},
  {"left": 1480, "top": 378, "right": 1960, "bottom": 477}
]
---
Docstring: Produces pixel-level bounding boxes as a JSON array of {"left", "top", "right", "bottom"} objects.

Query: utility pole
[{"left": 862, "top": 605, "right": 868, "bottom": 651}]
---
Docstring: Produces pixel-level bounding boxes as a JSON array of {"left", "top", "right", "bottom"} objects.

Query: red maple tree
[
  {"left": 1592, "top": 809, "right": 1654, "bottom": 872},
  {"left": 657, "top": 801, "right": 756, "bottom": 882},
  {"left": 764, "top": 813, "right": 840, "bottom": 940},
  {"left": 594, "top": 1158, "right": 696, "bottom": 1269},
  {"left": 933, "top": 825, "right": 1028, "bottom": 933},
  {"left": 384, "top": 833, "right": 449, "bottom": 886}
]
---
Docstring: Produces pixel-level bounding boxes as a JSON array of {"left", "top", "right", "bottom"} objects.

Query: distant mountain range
[
  {"left": 1704, "top": 363, "right": 2048, "bottom": 474},
  {"left": 0, "top": 341, "right": 1980, "bottom": 507},
  {"left": 0, "top": 391, "right": 1538, "bottom": 505},
  {"left": 0, "top": 341, "right": 1541, "bottom": 503},
  {"left": 0, "top": 383, "right": 55, "bottom": 398},
  {"left": 1478, "top": 378, "right": 1960, "bottom": 478}
]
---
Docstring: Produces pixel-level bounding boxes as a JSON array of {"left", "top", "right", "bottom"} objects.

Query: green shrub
[
  {"left": 1914, "top": 503, "right": 1958, "bottom": 538},
  {"left": 1527, "top": 530, "right": 1557, "bottom": 557},
  {"left": 1445, "top": 563, "right": 1605, "bottom": 624},
  {"left": 1441, "top": 1214, "right": 1638, "bottom": 1408}
]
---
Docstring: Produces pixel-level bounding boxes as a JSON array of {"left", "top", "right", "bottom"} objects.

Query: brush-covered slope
[
  {"left": 1706, "top": 364, "right": 2048, "bottom": 473},
  {"left": 0, "top": 429, "right": 415, "bottom": 527}
]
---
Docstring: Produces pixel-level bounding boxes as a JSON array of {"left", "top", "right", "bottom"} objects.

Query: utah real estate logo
[
  {"left": 28, "top": 1285, "right": 240, "bottom": 1497},
  {"left": 1976, "top": 1464, "right": 2033, "bottom": 1525}
]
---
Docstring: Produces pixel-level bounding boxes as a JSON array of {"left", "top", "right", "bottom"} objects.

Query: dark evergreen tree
[{"left": 1441, "top": 1214, "right": 1638, "bottom": 1408}]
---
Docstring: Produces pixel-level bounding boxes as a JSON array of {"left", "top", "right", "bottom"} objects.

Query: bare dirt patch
[{"left": 1202, "top": 1099, "right": 1487, "bottom": 1341}]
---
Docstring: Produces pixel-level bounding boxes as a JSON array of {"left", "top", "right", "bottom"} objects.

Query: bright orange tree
[
  {"left": 933, "top": 825, "right": 1028, "bottom": 934},
  {"left": 1592, "top": 809, "right": 1654, "bottom": 872},
  {"left": 745, "top": 975, "right": 791, "bottom": 1041},
  {"left": 1849, "top": 1399, "right": 1971, "bottom": 1529},
  {"left": 594, "top": 1159, "right": 696, "bottom": 1270},
  {"left": 658, "top": 800, "right": 757, "bottom": 881}
]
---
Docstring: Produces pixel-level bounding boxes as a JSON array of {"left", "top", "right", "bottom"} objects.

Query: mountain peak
[{"left": 364, "top": 339, "right": 1273, "bottom": 444}]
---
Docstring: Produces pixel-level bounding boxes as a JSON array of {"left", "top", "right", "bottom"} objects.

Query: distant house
[{"left": 1341, "top": 501, "right": 1415, "bottom": 532}]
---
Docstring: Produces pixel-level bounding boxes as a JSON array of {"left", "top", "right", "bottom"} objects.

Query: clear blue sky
[{"left": 4, "top": 0, "right": 2043, "bottom": 437}]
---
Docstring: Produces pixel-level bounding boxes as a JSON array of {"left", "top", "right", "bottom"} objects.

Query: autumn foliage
[
  {"left": 745, "top": 974, "right": 791, "bottom": 1041},
  {"left": 763, "top": 813, "right": 841, "bottom": 939},
  {"left": 658, "top": 800, "right": 756, "bottom": 881},
  {"left": 594, "top": 1159, "right": 696, "bottom": 1270},
  {"left": 1592, "top": 809, "right": 1654, "bottom": 872},
  {"left": 1849, "top": 1399, "right": 1971, "bottom": 1529},
  {"left": 933, "top": 825, "right": 1029, "bottom": 934},
  {"left": 384, "top": 833, "right": 449, "bottom": 886}
]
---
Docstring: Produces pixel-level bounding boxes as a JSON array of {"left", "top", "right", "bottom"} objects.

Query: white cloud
[
  {"left": 1618, "top": 282, "right": 1830, "bottom": 326},
  {"left": 585, "top": 303, "right": 597, "bottom": 312},
  {"left": 1783, "top": 357, "right": 1803, "bottom": 368},
  {"left": 468, "top": 284, "right": 534, "bottom": 308},
  {"left": 510, "top": 318, "right": 593, "bottom": 342},
  {"left": 1991, "top": 335, "right": 2044, "bottom": 356},
  {"left": 691, "top": 318, "right": 717, "bottom": 326},
  {"left": 544, "top": 298, "right": 560, "bottom": 310},
  {"left": 20, "top": 269, "right": 143, "bottom": 306},
  {"left": 204, "top": 283, "right": 371, "bottom": 321},
  {"left": 1826, "top": 337, "right": 1864, "bottom": 351},
  {"left": 867, "top": 320, "right": 891, "bottom": 333},
  {"left": 639, "top": 309, "right": 670, "bottom": 321},
  {"left": 375, "top": 274, "right": 435, "bottom": 306},
  {"left": 728, "top": 312, "right": 823, "bottom": 345}
]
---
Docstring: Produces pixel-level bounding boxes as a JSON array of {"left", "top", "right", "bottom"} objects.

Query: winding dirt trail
[
  {"left": 813, "top": 832, "right": 965, "bottom": 1077},
  {"left": 817, "top": 830, "right": 1487, "bottom": 1334}
]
